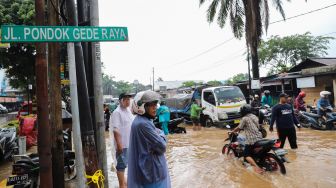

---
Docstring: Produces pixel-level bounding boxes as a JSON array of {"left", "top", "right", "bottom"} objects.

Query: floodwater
[{"left": 107, "top": 126, "right": 336, "bottom": 188}]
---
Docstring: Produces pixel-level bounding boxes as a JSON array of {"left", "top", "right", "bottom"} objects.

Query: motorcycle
[
  {"left": 300, "top": 107, "right": 336, "bottom": 130},
  {"left": 0, "top": 127, "right": 19, "bottom": 161},
  {"left": 254, "top": 105, "right": 272, "bottom": 126},
  {"left": 7, "top": 130, "right": 76, "bottom": 188},
  {"left": 222, "top": 132, "right": 288, "bottom": 174}
]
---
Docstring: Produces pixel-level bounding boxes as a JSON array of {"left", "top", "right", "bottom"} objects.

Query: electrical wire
[
  {"left": 270, "top": 3, "right": 336, "bottom": 24},
  {"left": 170, "top": 3, "right": 336, "bottom": 67}
]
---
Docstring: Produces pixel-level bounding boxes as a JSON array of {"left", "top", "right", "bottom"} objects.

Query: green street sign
[{"left": 1, "top": 25, "right": 128, "bottom": 43}]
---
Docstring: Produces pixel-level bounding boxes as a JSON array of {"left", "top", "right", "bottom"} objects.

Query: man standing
[
  {"left": 270, "top": 93, "right": 301, "bottom": 149},
  {"left": 128, "top": 91, "right": 171, "bottom": 188},
  {"left": 190, "top": 99, "right": 204, "bottom": 131},
  {"left": 111, "top": 93, "right": 134, "bottom": 188},
  {"left": 157, "top": 101, "right": 170, "bottom": 135}
]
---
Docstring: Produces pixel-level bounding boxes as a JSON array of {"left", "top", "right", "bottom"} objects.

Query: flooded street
[{"left": 107, "top": 126, "right": 336, "bottom": 188}]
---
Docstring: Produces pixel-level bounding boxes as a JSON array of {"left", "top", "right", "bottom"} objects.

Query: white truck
[{"left": 201, "top": 86, "right": 246, "bottom": 127}]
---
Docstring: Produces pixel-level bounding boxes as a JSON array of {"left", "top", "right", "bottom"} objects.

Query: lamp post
[{"left": 133, "top": 79, "right": 139, "bottom": 94}]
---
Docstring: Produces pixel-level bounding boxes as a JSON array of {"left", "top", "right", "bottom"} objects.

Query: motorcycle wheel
[
  {"left": 222, "top": 144, "right": 237, "bottom": 159},
  {"left": 263, "top": 153, "right": 286, "bottom": 174}
]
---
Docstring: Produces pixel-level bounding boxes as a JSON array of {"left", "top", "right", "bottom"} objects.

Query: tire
[
  {"left": 263, "top": 153, "right": 286, "bottom": 174},
  {"left": 205, "top": 117, "right": 214, "bottom": 127},
  {"left": 222, "top": 144, "right": 237, "bottom": 158}
]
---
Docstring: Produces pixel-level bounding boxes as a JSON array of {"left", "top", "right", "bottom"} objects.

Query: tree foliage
[
  {"left": 259, "top": 32, "right": 334, "bottom": 75},
  {"left": 0, "top": 0, "right": 35, "bottom": 89},
  {"left": 181, "top": 81, "right": 196, "bottom": 88},
  {"left": 199, "top": 0, "right": 289, "bottom": 79},
  {"left": 225, "top": 73, "right": 248, "bottom": 85},
  {"left": 102, "top": 74, "right": 149, "bottom": 96},
  {"left": 207, "top": 80, "right": 223, "bottom": 86}
]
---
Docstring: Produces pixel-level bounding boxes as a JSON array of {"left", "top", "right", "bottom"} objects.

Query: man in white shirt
[{"left": 111, "top": 93, "right": 134, "bottom": 188}]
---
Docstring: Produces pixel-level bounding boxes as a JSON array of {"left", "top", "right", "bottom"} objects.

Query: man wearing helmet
[
  {"left": 111, "top": 93, "right": 134, "bottom": 188},
  {"left": 128, "top": 91, "right": 171, "bottom": 188},
  {"left": 317, "top": 91, "right": 332, "bottom": 121},
  {"left": 261, "top": 90, "right": 273, "bottom": 107},
  {"left": 295, "top": 91, "right": 306, "bottom": 111},
  {"left": 232, "top": 104, "right": 264, "bottom": 174}
]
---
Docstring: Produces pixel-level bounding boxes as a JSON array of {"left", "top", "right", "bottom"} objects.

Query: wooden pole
[
  {"left": 48, "top": 0, "right": 64, "bottom": 187},
  {"left": 35, "top": 0, "right": 53, "bottom": 187}
]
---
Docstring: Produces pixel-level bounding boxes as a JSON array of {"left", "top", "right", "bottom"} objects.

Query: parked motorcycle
[
  {"left": 222, "top": 132, "right": 288, "bottom": 174},
  {"left": 0, "top": 127, "right": 18, "bottom": 161},
  {"left": 257, "top": 105, "right": 272, "bottom": 126},
  {"left": 300, "top": 107, "right": 336, "bottom": 130},
  {"left": 7, "top": 130, "right": 76, "bottom": 187}
]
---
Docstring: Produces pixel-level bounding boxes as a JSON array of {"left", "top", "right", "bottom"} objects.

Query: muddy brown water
[
  {"left": 107, "top": 126, "right": 336, "bottom": 188},
  {"left": 1, "top": 127, "right": 335, "bottom": 188}
]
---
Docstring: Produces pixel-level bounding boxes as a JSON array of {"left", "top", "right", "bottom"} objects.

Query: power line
[
  {"left": 171, "top": 3, "right": 336, "bottom": 67},
  {"left": 270, "top": 3, "right": 336, "bottom": 24}
]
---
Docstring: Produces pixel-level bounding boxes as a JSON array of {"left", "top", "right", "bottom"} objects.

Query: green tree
[
  {"left": 182, "top": 81, "right": 196, "bottom": 87},
  {"left": 258, "top": 32, "right": 334, "bottom": 75},
  {"left": 226, "top": 73, "right": 248, "bottom": 85},
  {"left": 0, "top": 0, "right": 35, "bottom": 89},
  {"left": 199, "top": 0, "right": 288, "bottom": 79},
  {"left": 207, "top": 80, "right": 223, "bottom": 86}
]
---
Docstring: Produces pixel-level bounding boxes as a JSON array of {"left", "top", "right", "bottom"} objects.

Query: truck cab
[{"left": 201, "top": 86, "right": 246, "bottom": 127}]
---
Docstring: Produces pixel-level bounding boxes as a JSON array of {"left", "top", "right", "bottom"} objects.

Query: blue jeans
[{"left": 116, "top": 148, "right": 128, "bottom": 172}]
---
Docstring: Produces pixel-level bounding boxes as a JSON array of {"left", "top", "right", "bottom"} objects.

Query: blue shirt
[
  {"left": 156, "top": 105, "right": 170, "bottom": 123},
  {"left": 317, "top": 98, "right": 331, "bottom": 115},
  {"left": 127, "top": 115, "right": 171, "bottom": 188},
  {"left": 261, "top": 95, "right": 272, "bottom": 106},
  {"left": 270, "top": 104, "right": 299, "bottom": 129}
]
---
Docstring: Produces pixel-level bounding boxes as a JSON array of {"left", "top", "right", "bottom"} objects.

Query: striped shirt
[{"left": 238, "top": 113, "right": 263, "bottom": 145}]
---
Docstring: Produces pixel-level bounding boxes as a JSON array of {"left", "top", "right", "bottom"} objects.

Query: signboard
[
  {"left": 251, "top": 79, "right": 261, "bottom": 89},
  {"left": 61, "top": 80, "right": 70, "bottom": 85},
  {"left": 6, "top": 174, "right": 29, "bottom": 186},
  {"left": 1, "top": 25, "right": 128, "bottom": 42},
  {"left": 0, "top": 29, "right": 10, "bottom": 48},
  {"left": 296, "top": 76, "right": 315, "bottom": 88}
]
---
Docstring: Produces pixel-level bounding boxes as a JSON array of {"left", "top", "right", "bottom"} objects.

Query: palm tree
[{"left": 199, "top": 0, "right": 287, "bottom": 79}]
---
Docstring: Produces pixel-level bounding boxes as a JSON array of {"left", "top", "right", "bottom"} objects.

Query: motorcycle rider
[
  {"left": 261, "top": 90, "right": 273, "bottom": 107},
  {"left": 295, "top": 91, "right": 306, "bottom": 111},
  {"left": 251, "top": 94, "right": 261, "bottom": 109},
  {"left": 270, "top": 93, "right": 301, "bottom": 149},
  {"left": 232, "top": 104, "right": 264, "bottom": 174},
  {"left": 317, "top": 91, "right": 333, "bottom": 122}
]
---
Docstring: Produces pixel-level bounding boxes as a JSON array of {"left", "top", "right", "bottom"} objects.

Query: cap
[
  {"left": 119, "top": 93, "right": 132, "bottom": 100},
  {"left": 279, "top": 93, "right": 288, "bottom": 98}
]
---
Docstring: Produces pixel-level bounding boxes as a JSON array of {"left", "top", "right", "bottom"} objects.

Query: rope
[{"left": 85, "top": 170, "right": 105, "bottom": 188}]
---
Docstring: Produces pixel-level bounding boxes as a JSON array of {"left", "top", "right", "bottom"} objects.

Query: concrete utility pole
[
  {"left": 152, "top": 67, "right": 155, "bottom": 91},
  {"left": 67, "top": 42, "right": 87, "bottom": 188},
  {"left": 66, "top": 0, "right": 99, "bottom": 181},
  {"left": 89, "top": 0, "right": 109, "bottom": 186},
  {"left": 35, "top": 0, "right": 53, "bottom": 187},
  {"left": 48, "top": 1, "right": 64, "bottom": 187}
]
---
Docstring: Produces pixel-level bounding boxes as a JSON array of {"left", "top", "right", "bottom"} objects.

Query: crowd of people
[{"left": 103, "top": 89, "right": 334, "bottom": 187}]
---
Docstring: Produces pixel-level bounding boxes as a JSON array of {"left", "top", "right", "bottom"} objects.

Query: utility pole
[
  {"left": 35, "top": 0, "right": 53, "bottom": 187},
  {"left": 90, "top": 0, "right": 109, "bottom": 186},
  {"left": 48, "top": 0, "right": 64, "bottom": 187},
  {"left": 152, "top": 67, "right": 155, "bottom": 91},
  {"left": 66, "top": 0, "right": 99, "bottom": 181},
  {"left": 247, "top": 46, "right": 252, "bottom": 104},
  {"left": 67, "top": 42, "right": 87, "bottom": 188}
]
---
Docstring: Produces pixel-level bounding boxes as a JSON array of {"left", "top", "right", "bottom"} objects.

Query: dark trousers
[{"left": 277, "top": 127, "right": 298, "bottom": 149}]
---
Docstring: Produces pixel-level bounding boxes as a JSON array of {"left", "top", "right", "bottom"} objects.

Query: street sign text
[{"left": 1, "top": 25, "right": 128, "bottom": 42}]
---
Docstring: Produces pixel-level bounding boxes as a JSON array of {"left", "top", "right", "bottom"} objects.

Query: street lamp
[{"left": 133, "top": 80, "right": 139, "bottom": 94}]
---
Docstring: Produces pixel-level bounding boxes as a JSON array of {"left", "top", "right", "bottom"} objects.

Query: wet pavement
[{"left": 107, "top": 126, "right": 336, "bottom": 188}]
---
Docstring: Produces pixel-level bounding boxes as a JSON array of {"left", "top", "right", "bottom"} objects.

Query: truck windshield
[{"left": 214, "top": 87, "right": 245, "bottom": 104}]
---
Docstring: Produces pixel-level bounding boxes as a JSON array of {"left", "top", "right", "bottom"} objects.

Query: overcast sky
[{"left": 99, "top": 0, "right": 336, "bottom": 85}]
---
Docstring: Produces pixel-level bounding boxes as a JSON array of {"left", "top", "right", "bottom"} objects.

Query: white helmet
[
  {"left": 131, "top": 90, "right": 161, "bottom": 115},
  {"left": 320, "top": 91, "right": 331, "bottom": 98}
]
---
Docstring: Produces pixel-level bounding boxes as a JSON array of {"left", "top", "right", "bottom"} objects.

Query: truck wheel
[{"left": 205, "top": 117, "right": 214, "bottom": 127}]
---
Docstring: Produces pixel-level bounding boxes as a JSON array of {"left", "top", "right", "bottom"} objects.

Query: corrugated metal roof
[{"left": 309, "top": 58, "right": 336, "bottom": 66}]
